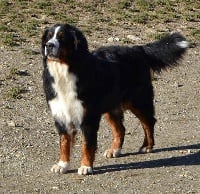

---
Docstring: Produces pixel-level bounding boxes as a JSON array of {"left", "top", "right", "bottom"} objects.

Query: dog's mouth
[
  {"left": 45, "top": 46, "right": 68, "bottom": 63},
  {"left": 46, "top": 53, "right": 59, "bottom": 59},
  {"left": 45, "top": 48, "right": 60, "bottom": 60}
]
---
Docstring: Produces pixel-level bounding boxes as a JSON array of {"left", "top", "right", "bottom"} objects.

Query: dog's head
[{"left": 42, "top": 24, "right": 88, "bottom": 63}]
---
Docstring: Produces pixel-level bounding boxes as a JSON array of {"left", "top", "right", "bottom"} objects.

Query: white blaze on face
[{"left": 45, "top": 26, "right": 61, "bottom": 56}]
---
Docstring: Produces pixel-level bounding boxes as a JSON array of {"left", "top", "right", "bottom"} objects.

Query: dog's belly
[{"left": 47, "top": 60, "right": 84, "bottom": 133}]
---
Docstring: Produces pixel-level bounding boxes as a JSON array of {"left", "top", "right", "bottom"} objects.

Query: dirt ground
[
  {"left": 0, "top": 26, "right": 200, "bottom": 194},
  {"left": 0, "top": 38, "right": 200, "bottom": 194}
]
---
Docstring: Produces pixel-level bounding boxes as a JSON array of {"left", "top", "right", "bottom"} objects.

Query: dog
[{"left": 41, "top": 24, "right": 188, "bottom": 175}]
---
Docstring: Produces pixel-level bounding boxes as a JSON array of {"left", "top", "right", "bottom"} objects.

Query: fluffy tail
[{"left": 143, "top": 33, "right": 189, "bottom": 72}]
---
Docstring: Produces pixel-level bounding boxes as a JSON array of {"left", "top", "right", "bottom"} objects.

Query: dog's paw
[
  {"left": 51, "top": 161, "right": 69, "bottom": 174},
  {"left": 104, "top": 148, "right": 121, "bottom": 158},
  {"left": 78, "top": 166, "right": 93, "bottom": 175},
  {"left": 139, "top": 146, "right": 153, "bottom": 154}
]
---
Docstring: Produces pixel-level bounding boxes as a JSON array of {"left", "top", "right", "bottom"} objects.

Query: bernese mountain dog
[{"left": 41, "top": 24, "right": 188, "bottom": 175}]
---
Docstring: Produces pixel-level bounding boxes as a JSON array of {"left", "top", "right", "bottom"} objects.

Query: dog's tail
[{"left": 143, "top": 33, "right": 189, "bottom": 72}]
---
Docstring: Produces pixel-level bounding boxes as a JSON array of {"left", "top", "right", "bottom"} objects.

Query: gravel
[{"left": 0, "top": 42, "right": 199, "bottom": 193}]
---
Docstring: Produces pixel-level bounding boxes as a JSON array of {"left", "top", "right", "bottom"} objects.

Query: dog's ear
[
  {"left": 41, "top": 28, "right": 49, "bottom": 58},
  {"left": 41, "top": 28, "right": 49, "bottom": 48},
  {"left": 70, "top": 30, "right": 79, "bottom": 50}
]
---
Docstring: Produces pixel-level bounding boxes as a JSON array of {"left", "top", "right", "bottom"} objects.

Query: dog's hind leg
[
  {"left": 104, "top": 108, "right": 126, "bottom": 158},
  {"left": 128, "top": 103, "right": 156, "bottom": 153}
]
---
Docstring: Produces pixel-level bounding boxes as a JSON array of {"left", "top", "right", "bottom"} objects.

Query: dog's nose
[{"left": 46, "top": 42, "right": 55, "bottom": 49}]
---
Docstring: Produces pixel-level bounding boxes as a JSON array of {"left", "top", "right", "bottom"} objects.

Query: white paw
[
  {"left": 104, "top": 148, "right": 121, "bottom": 158},
  {"left": 139, "top": 147, "right": 152, "bottom": 153},
  {"left": 78, "top": 166, "right": 93, "bottom": 175},
  {"left": 51, "top": 161, "right": 69, "bottom": 174}
]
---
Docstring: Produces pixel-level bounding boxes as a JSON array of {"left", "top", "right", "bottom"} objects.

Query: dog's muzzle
[
  {"left": 45, "top": 41, "right": 59, "bottom": 57},
  {"left": 46, "top": 42, "right": 55, "bottom": 51},
  {"left": 45, "top": 42, "right": 55, "bottom": 56}
]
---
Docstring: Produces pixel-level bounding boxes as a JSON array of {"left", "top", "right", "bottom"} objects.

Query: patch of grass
[
  {"left": 0, "top": 24, "right": 9, "bottom": 32},
  {"left": 2, "top": 33, "right": 19, "bottom": 47},
  {"left": 133, "top": 13, "right": 149, "bottom": 24},
  {"left": 10, "top": 68, "right": 19, "bottom": 76},
  {"left": 54, "top": 14, "right": 79, "bottom": 24},
  {"left": 24, "top": 20, "right": 40, "bottom": 37},
  {"left": 134, "top": 0, "right": 155, "bottom": 11},
  {"left": 23, "top": 48, "right": 40, "bottom": 55},
  {"left": 35, "top": 1, "right": 52, "bottom": 9},
  {"left": 7, "top": 87, "right": 25, "bottom": 99},
  {"left": 7, "top": 68, "right": 30, "bottom": 79},
  {"left": 190, "top": 29, "right": 200, "bottom": 41},
  {"left": 17, "top": 0, "right": 29, "bottom": 7},
  {"left": 6, "top": 68, "right": 29, "bottom": 79},
  {"left": 6, "top": 68, "right": 20, "bottom": 80},
  {"left": 117, "top": 0, "right": 131, "bottom": 9},
  {"left": 184, "top": 12, "right": 199, "bottom": 22},
  {"left": 0, "top": 0, "right": 199, "bottom": 47},
  {"left": 148, "top": 31, "right": 168, "bottom": 41},
  {"left": 0, "top": 0, "right": 10, "bottom": 14},
  {"left": 122, "top": 38, "right": 133, "bottom": 44},
  {"left": 158, "top": 0, "right": 175, "bottom": 11}
]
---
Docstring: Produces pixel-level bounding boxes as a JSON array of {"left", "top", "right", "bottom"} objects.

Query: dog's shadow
[{"left": 92, "top": 143, "right": 200, "bottom": 175}]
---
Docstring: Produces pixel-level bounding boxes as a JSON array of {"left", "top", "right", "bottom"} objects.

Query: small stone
[
  {"left": 7, "top": 121, "right": 16, "bottom": 127},
  {"left": 108, "top": 37, "right": 114, "bottom": 42},
  {"left": 127, "top": 35, "right": 141, "bottom": 41},
  {"left": 187, "top": 149, "right": 192, "bottom": 153},
  {"left": 108, "top": 37, "right": 120, "bottom": 42},
  {"left": 52, "top": 186, "right": 59, "bottom": 190}
]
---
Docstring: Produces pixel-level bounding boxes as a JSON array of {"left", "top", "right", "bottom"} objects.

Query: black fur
[{"left": 42, "top": 24, "right": 188, "bottom": 172}]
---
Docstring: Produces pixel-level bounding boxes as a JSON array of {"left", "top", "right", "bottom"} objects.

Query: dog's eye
[{"left": 57, "top": 32, "right": 63, "bottom": 39}]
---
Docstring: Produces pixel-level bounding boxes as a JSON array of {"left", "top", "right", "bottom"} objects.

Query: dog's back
[{"left": 93, "top": 33, "right": 188, "bottom": 73}]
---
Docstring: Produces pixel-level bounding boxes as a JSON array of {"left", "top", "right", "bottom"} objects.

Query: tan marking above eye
[
  {"left": 48, "top": 31, "right": 53, "bottom": 38},
  {"left": 57, "top": 31, "right": 63, "bottom": 38}
]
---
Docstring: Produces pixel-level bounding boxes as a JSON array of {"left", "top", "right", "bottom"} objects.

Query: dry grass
[
  {"left": 0, "top": 0, "right": 199, "bottom": 48},
  {"left": 0, "top": 1, "right": 199, "bottom": 99}
]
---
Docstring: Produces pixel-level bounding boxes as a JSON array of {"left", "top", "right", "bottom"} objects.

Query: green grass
[
  {"left": 0, "top": 0, "right": 10, "bottom": 14},
  {"left": 117, "top": 1, "right": 131, "bottom": 9},
  {"left": 7, "top": 87, "right": 25, "bottom": 99},
  {"left": 35, "top": 1, "right": 52, "bottom": 9},
  {"left": 148, "top": 31, "right": 169, "bottom": 41},
  {"left": 0, "top": 24, "right": 9, "bottom": 32},
  {"left": 6, "top": 68, "right": 30, "bottom": 80},
  {"left": 0, "top": 0, "right": 199, "bottom": 47},
  {"left": 2, "top": 33, "right": 19, "bottom": 47},
  {"left": 190, "top": 28, "right": 200, "bottom": 40}
]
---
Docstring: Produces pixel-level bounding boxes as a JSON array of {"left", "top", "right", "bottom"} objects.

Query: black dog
[{"left": 41, "top": 24, "right": 188, "bottom": 175}]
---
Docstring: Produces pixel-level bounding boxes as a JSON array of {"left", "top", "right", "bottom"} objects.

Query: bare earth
[{"left": 0, "top": 29, "right": 200, "bottom": 193}]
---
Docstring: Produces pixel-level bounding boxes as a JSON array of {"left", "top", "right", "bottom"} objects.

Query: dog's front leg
[
  {"left": 78, "top": 116, "right": 100, "bottom": 175},
  {"left": 51, "top": 132, "right": 75, "bottom": 174}
]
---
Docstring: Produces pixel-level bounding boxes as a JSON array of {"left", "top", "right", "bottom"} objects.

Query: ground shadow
[
  {"left": 67, "top": 143, "right": 200, "bottom": 175},
  {"left": 120, "top": 143, "right": 200, "bottom": 157},
  {"left": 93, "top": 143, "right": 200, "bottom": 175},
  {"left": 154, "top": 143, "right": 200, "bottom": 153}
]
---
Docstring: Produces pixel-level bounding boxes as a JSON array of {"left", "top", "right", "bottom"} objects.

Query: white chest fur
[{"left": 47, "top": 60, "right": 84, "bottom": 133}]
